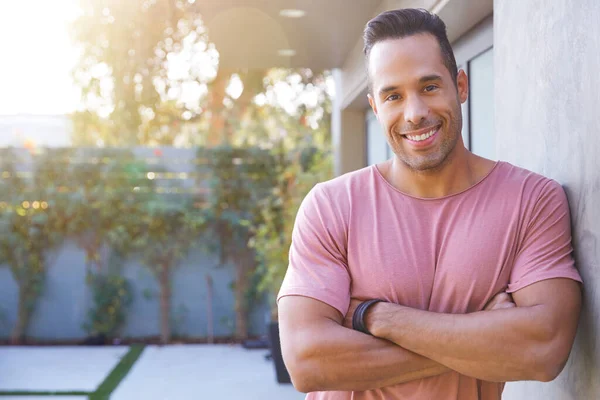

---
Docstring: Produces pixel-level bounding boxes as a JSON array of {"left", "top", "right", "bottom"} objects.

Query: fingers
[
  {"left": 484, "top": 291, "right": 516, "bottom": 311},
  {"left": 495, "top": 293, "right": 513, "bottom": 303},
  {"left": 495, "top": 301, "right": 516, "bottom": 309}
]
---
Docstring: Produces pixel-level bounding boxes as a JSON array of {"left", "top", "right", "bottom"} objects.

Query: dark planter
[
  {"left": 267, "top": 321, "right": 292, "bottom": 384},
  {"left": 82, "top": 333, "right": 107, "bottom": 346}
]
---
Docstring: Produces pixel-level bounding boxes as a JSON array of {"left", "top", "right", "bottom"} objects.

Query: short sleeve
[
  {"left": 507, "top": 180, "right": 583, "bottom": 293},
  {"left": 277, "top": 183, "right": 351, "bottom": 316}
]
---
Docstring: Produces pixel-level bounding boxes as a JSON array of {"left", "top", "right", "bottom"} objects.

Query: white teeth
[{"left": 407, "top": 129, "right": 436, "bottom": 141}]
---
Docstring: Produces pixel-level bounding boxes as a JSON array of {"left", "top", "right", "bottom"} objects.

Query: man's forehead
[
  {"left": 369, "top": 34, "right": 442, "bottom": 69},
  {"left": 368, "top": 34, "right": 447, "bottom": 88}
]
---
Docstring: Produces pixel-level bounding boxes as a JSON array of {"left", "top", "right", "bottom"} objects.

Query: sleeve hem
[
  {"left": 506, "top": 272, "right": 583, "bottom": 293},
  {"left": 277, "top": 287, "right": 350, "bottom": 317}
]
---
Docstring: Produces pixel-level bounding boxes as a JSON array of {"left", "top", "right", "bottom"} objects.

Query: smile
[
  {"left": 403, "top": 124, "right": 442, "bottom": 143},
  {"left": 406, "top": 128, "right": 437, "bottom": 142}
]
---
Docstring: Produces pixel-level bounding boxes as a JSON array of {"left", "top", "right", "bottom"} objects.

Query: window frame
[{"left": 453, "top": 14, "right": 494, "bottom": 152}]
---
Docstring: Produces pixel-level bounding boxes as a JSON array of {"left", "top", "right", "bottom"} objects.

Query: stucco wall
[{"left": 495, "top": 1, "right": 600, "bottom": 398}]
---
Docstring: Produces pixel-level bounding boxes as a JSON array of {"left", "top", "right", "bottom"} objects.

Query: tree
[
  {"left": 130, "top": 189, "right": 205, "bottom": 344},
  {"left": 59, "top": 149, "right": 153, "bottom": 340},
  {"left": 200, "top": 146, "right": 280, "bottom": 340},
  {"left": 62, "top": 149, "right": 152, "bottom": 272},
  {"left": 70, "top": 1, "right": 332, "bottom": 148},
  {"left": 0, "top": 149, "right": 68, "bottom": 343},
  {"left": 71, "top": 0, "right": 193, "bottom": 145},
  {"left": 70, "top": 0, "right": 334, "bottom": 342},
  {"left": 71, "top": 0, "right": 234, "bottom": 146}
]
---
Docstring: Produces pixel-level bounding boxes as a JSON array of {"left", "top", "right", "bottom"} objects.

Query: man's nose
[{"left": 403, "top": 95, "right": 429, "bottom": 126}]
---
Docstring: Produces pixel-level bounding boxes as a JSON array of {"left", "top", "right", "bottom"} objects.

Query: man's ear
[
  {"left": 457, "top": 69, "right": 469, "bottom": 104},
  {"left": 368, "top": 93, "right": 378, "bottom": 119}
]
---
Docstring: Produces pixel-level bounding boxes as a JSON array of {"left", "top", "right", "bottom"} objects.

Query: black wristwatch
[{"left": 352, "top": 299, "right": 384, "bottom": 335}]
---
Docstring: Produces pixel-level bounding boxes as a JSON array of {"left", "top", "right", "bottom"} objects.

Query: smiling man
[{"left": 277, "top": 8, "right": 583, "bottom": 400}]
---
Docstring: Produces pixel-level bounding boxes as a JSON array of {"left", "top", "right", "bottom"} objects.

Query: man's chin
[
  {"left": 398, "top": 137, "right": 457, "bottom": 172},
  {"left": 400, "top": 154, "right": 448, "bottom": 173}
]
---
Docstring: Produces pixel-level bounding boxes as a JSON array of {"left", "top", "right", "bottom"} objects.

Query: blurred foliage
[
  {"left": 200, "top": 146, "right": 279, "bottom": 263},
  {"left": 84, "top": 271, "right": 133, "bottom": 338},
  {"left": 129, "top": 184, "right": 206, "bottom": 344},
  {"left": 0, "top": 142, "right": 332, "bottom": 341},
  {"left": 61, "top": 149, "right": 154, "bottom": 270},
  {"left": 70, "top": 0, "right": 202, "bottom": 145},
  {"left": 39, "top": 148, "right": 152, "bottom": 340},
  {"left": 250, "top": 147, "right": 333, "bottom": 320},
  {"left": 68, "top": 1, "right": 335, "bottom": 340},
  {"left": 70, "top": 0, "right": 332, "bottom": 148},
  {"left": 198, "top": 145, "right": 280, "bottom": 339},
  {"left": 0, "top": 149, "right": 69, "bottom": 343}
]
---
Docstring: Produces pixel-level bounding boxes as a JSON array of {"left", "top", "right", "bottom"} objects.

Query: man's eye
[
  {"left": 386, "top": 94, "right": 400, "bottom": 101},
  {"left": 424, "top": 85, "right": 438, "bottom": 92}
]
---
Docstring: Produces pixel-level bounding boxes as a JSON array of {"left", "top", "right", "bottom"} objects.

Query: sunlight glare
[{"left": 0, "top": 0, "right": 83, "bottom": 115}]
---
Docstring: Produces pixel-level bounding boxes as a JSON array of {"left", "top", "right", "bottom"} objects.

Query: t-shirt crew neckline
[{"left": 372, "top": 160, "right": 502, "bottom": 201}]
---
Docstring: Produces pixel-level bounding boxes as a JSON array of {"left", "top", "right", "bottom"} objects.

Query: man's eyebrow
[
  {"left": 378, "top": 85, "right": 398, "bottom": 96},
  {"left": 419, "top": 74, "right": 443, "bottom": 83}
]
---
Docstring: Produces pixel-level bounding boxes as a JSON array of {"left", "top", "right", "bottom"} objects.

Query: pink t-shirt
[{"left": 278, "top": 161, "right": 582, "bottom": 400}]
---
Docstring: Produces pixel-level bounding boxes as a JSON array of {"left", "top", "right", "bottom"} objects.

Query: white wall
[{"left": 495, "top": 1, "right": 600, "bottom": 398}]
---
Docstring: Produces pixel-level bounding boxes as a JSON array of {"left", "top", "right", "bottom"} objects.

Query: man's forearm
[
  {"left": 285, "top": 319, "right": 451, "bottom": 392},
  {"left": 367, "top": 303, "right": 553, "bottom": 382}
]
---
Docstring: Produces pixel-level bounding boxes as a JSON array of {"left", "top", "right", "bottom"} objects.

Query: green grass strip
[{"left": 89, "top": 344, "right": 145, "bottom": 400}]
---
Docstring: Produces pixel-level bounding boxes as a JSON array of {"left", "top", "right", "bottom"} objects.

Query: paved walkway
[
  {"left": 0, "top": 344, "right": 305, "bottom": 400},
  {"left": 112, "top": 345, "right": 304, "bottom": 400},
  {"left": 0, "top": 346, "right": 128, "bottom": 392}
]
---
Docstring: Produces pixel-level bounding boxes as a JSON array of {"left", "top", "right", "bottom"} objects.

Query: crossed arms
[{"left": 278, "top": 278, "right": 581, "bottom": 393}]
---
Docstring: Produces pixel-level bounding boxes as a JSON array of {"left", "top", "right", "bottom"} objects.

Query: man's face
[{"left": 368, "top": 34, "right": 468, "bottom": 171}]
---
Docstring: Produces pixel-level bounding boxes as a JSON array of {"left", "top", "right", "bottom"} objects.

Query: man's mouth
[{"left": 403, "top": 124, "right": 442, "bottom": 142}]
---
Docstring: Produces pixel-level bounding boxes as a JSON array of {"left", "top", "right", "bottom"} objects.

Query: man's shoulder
[
  {"left": 313, "top": 165, "right": 375, "bottom": 198},
  {"left": 303, "top": 165, "right": 375, "bottom": 214},
  {"left": 496, "top": 161, "right": 567, "bottom": 202}
]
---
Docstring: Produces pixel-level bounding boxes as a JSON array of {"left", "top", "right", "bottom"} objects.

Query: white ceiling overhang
[{"left": 194, "top": 0, "right": 383, "bottom": 70}]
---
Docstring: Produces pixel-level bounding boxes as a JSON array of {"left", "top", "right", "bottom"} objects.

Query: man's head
[
  {"left": 364, "top": 8, "right": 468, "bottom": 172},
  {"left": 364, "top": 9, "right": 458, "bottom": 89}
]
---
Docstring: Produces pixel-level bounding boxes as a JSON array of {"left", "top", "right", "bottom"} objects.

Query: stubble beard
[{"left": 391, "top": 106, "right": 463, "bottom": 173}]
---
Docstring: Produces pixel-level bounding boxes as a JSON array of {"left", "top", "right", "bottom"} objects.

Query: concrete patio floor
[
  {"left": 112, "top": 344, "right": 304, "bottom": 400},
  {"left": 0, "top": 346, "right": 129, "bottom": 392},
  {"left": 0, "top": 344, "right": 305, "bottom": 400}
]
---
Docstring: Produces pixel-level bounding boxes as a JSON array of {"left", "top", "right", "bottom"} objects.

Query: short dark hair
[{"left": 363, "top": 8, "right": 458, "bottom": 90}]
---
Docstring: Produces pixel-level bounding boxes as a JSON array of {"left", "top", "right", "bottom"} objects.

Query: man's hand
[{"left": 484, "top": 291, "right": 516, "bottom": 311}]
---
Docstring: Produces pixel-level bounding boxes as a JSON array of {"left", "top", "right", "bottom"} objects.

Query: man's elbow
[
  {"left": 287, "top": 363, "right": 318, "bottom": 393},
  {"left": 284, "top": 350, "right": 323, "bottom": 393},
  {"left": 530, "top": 309, "right": 580, "bottom": 382},
  {"left": 531, "top": 341, "right": 572, "bottom": 382},
  {"left": 534, "top": 361, "right": 566, "bottom": 383}
]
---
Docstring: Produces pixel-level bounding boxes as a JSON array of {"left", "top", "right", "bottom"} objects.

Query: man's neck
[{"left": 380, "top": 148, "right": 493, "bottom": 199}]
